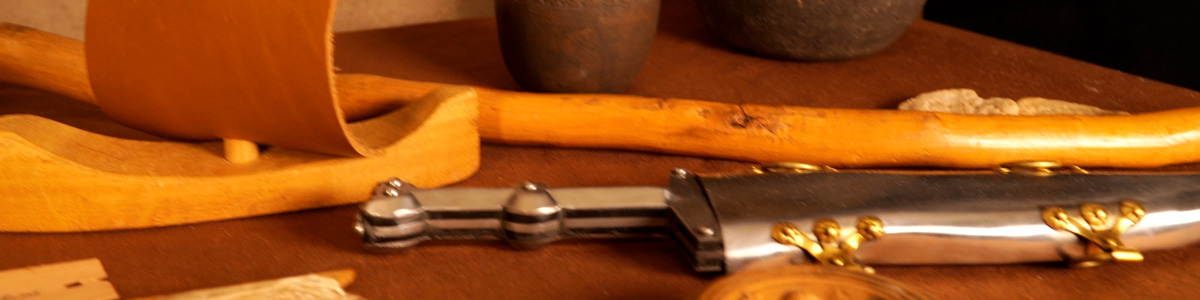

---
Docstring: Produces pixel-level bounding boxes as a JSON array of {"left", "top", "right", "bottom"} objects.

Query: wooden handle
[
  {"left": 4, "top": 23, "right": 1200, "bottom": 168},
  {"left": 0, "top": 23, "right": 94, "bottom": 104}
]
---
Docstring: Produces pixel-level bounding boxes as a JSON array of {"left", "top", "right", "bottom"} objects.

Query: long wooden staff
[{"left": 3, "top": 23, "right": 1199, "bottom": 169}]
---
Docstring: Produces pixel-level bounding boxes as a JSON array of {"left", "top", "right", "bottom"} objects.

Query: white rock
[
  {"left": 1016, "top": 97, "right": 1128, "bottom": 116},
  {"left": 898, "top": 89, "right": 1019, "bottom": 115},
  {"left": 899, "top": 89, "right": 1127, "bottom": 116}
]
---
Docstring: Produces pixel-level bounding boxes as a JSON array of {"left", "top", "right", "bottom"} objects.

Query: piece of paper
[{"left": 0, "top": 258, "right": 119, "bottom": 300}]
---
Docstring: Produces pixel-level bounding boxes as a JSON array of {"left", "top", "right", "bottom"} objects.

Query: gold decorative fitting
[
  {"left": 995, "top": 160, "right": 1088, "bottom": 177},
  {"left": 1042, "top": 200, "right": 1146, "bottom": 268},
  {"left": 771, "top": 217, "right": 884, "bottom": 273},
  {"left": 752, "top": 162, "right": 838, "bottom": 174}
]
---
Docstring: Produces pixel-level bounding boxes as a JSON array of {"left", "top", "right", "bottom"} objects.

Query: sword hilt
[{"left": 355, "top": 178, "right": 673, "bottom": 251}]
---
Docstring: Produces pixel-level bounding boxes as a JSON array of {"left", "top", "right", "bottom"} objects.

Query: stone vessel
[
  {"left": 695, "top": 0, "right": 927, "bottom": 61},
  {"left": 496, "top": 0, "right": 661, "bottom": 93}
]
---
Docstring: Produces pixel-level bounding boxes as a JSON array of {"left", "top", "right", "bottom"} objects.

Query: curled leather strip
[{"left": 85, "top": 0, "right": 376, "bottom": 156}]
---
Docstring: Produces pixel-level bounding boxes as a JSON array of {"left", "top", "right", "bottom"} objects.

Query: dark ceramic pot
[
  {"left": 496, "top": 0, "right": 660, "bottom": 93},
  {"left": 695, "top": 0, "right": 927, "bottom": 61}
]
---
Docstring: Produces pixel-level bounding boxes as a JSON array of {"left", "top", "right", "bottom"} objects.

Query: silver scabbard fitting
[
  {"left": 356, "top": 178, "right": 672, "bottom": 253},
  {"left": 358, "top": 178, "right": 428, "bottom": 251},
  {"left": 502, "top": 182, "right": 563, "bottom": 249}
]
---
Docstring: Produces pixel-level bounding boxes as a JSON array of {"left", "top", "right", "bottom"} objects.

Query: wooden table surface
[{"left": 3, "top": 0, "right": 1200, "bottom": 299}]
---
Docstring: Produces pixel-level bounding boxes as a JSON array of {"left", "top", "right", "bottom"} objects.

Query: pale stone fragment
[
  {"left": 1016, "top": 97, "right": 1129, "bottom": 116},
  {"left": 899, "top": 89, "right": 1127, "bottom": 116},
  {"left": 897, "top": 89, "right": 1019, "bottom": 115}
]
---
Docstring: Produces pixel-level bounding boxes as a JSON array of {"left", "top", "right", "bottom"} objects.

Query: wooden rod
[{"left": 223, "top": 138, "right": 259, "bottom": 164}]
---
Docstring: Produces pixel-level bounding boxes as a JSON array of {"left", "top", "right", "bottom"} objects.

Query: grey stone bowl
[{"left": 695, "top": 0, "right": 927, "bottom": 61}]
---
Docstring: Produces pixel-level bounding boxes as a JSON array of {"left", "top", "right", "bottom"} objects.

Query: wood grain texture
[
  {"left": 4, "top": 23, "right": 1200, "bottom": 169},
  {"left": 0, "top": 87, "right": 479, "bottom": 232},
  {"left": 343, "top": 74, "right": 1200, "bottom": 168},
  {"left": 0, "top": 23, "right": 92, "bottom": 104}
]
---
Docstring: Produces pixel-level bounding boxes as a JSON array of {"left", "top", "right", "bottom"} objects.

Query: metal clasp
[
  {"left": 752, "top": 162, "right": 837, "bottom": 174},
  {"left": 771, "top": 217, "right": 884, "bottom": 273},
  {"left": 1042, "top": 200, "right": 1146, "bottom": 268},
  {"left": 995, "top": 161, "right": 1088, "bottom": 177}
]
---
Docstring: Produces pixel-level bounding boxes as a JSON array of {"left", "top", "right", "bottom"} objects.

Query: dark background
[{"left": 924, "top": 0, "right": 1199, "bottom": 91}]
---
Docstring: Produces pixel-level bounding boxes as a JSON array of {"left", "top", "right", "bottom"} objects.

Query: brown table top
[{"left": 3, "top": 0, "right": 1200, "bottom": 299}]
